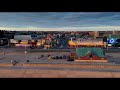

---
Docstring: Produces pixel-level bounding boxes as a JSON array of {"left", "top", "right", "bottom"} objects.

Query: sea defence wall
[
  {"left": 22, "top": 63, "right": 120, "bottom": 70},
  {"left": 74, "top": 60, "right": 108, "bottom": 63},
  {"left": 1, "top": 62, "right": 120, "bottom": 71},
  {"left": 0, "top": 63, "right": 13, "bottom": 67}
]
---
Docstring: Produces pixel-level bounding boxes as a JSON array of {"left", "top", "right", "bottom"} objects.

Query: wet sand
[{"left": 0, "top": 69, "right": 119, "bottom": 78}]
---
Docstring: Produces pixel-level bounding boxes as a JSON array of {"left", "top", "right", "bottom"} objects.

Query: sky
[{"left": 1, "top": 12, "right": 120, "bottom": 31}]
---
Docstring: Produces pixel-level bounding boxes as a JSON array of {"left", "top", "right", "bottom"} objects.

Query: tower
[
  {"left": 113, "top": 31, "right": 115, "bottom": 34},
  {"left": 94, "top": 31, "right": 99, "bottom": 39}
]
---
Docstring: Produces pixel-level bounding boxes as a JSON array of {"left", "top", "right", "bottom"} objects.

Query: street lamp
[{"left": 24, "top": 45, "right": 27, "bottom": 54}]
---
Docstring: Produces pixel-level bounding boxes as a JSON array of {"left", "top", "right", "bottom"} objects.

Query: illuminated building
[
  {"left": 70, "top": 47, "right": 107, "bottom": 62},
  {"left": 14, "top": 35, "right": 32, "bottom": 47},
  {"left": 68, "top": 38, "right": 104, "bottom": 48}
]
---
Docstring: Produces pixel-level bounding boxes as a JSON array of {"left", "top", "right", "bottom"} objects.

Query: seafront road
[{"left": 0, "top": 63, "right": 120, "bottom": 78}]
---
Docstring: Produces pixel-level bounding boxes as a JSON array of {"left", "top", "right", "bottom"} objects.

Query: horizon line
[{"left": 1, "top": 26, "right": 120, "bottom": 31}]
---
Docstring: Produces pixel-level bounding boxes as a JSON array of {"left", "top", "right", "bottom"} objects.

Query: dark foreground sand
[{"left": 0, "top": 69, "right": 120, "bottom": 78}]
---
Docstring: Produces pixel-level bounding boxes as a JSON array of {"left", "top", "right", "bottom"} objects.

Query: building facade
[{"left": 70, "top": 47, "right": 107, "bottom": 62}]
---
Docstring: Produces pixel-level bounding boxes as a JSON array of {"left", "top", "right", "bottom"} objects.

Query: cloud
[{"left": 0, "top": 12, "right": 120, "bottom": 28}]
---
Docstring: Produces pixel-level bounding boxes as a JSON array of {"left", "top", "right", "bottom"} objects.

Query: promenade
[
  {"left": 0, "top": 47, "right": 120, "bottom": 78},
  {"left": 0, "top": 68, "right": 120, "bottom": 78}
]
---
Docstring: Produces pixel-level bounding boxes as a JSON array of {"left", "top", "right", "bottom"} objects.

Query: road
[
  {"left": 1, "top": 47, "right": 120, "bottom": 65},
  {"left": 1, "top": 47, "right": 120, "bottom": 52}
]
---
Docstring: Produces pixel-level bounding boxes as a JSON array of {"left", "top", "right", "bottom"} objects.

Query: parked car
[
  {"left": 59, "top": 56, "right": 63, "bottom": 59},
  {"left": 41, "top": 55, "right": 44, "bottom": 58},
  {"left": 48, "top": 55, "right": 51, "bottom": 57},
  {"left": 51, "top": 56, "right": 55, "bottom": 59},
  {"left": 67, "top": 58, "right": 74, "bottom": 61},
  {"left": 63, "top": 55, "right": 67, "bottom": 59},
  {"left": 55, "top": 56, "right": 59, "bottom": 59}
]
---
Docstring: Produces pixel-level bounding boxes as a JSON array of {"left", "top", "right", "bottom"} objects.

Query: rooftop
[{"left": 71, "top": 47, "right": 105, "bottom": 58}]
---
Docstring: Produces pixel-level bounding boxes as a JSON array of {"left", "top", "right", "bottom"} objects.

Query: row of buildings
[{"left": 1, "top": 30, "right": 120, "bottom": 48}]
